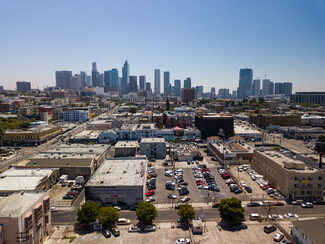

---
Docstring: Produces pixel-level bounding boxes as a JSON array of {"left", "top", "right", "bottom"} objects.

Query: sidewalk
[{"left": 44, "top": 226, "right": 68, "bottom": 244}]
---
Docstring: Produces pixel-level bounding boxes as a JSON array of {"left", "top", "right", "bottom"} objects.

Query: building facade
[
  {"left": 17, "top": 81, "right": 31, "bottom": 92},
  {"left": 139, "top": 138, "right": 166, "bottom": 159},
  {"left": 290, "top": 92, "right": 325, "bottom": 105},
  {"left": 249, "top": 114, "right": 301, "bottom": 129},
  {"left": 154, "top": 69, "right": 160, "bottom": 96},
  {"left": 237, "top": 68, "right": 253, "bottom": 98}
]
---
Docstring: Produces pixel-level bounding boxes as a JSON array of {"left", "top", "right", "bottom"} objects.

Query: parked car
[
  {"left": 128, "top": 226, "right": 140, "bottom": 233},
  {"left": 176, "top": 238, "right": 190, "bottom": 244},
  {"left": 234, "top": 188, "right": 242, "bottom": 194},
  {"left": 181, "top": 196, "right": 190, "bottom": 202},
  {"left": 267, "top": 214, "right": 283, "bottom": 220},
  {"left": 313, "top": 199, "right": 325, "bottom": 205},
  {"left": 168, "top": 194, "right": 177, "bottom": 199},
  {"left": 240, "top": 181, "right": 246, "bottom": 187},
  {"left": 111, "top": 227, "right": 120, "bottom": 237},
  {"left": 146, "top": 197, "right": 155, "bottom": 203},
  {"left": 274, "top": 232, "right": 284, "bottom": 242},
  {"left": 301, "top": 202, "right": 313, "bottom": 208},
  {"left": 114, "top": 206, "right": 121, "bottom": 211},
  {"left": 145, "top": 190, "right": 155, "bottom": 196},
  {"left": 143, "top": 225, "right": 156, "bottom": 232},
  {"left": 62, "top": 195, "right": 74, "bottom": 199},
  {"left": 245, "top": 186, "right": 252, "bottom": 193},
  {"left": 68, "top": 182, "right": 74, "bottom": 187},
  {"left": 102, "top": 229, "right": 111, "bottom": 238},
  {"left": 273, "top": 201, "right": 285, "bottom": 206},
  {"left": 233, "top": 223, "right": 247, "bottom": 230},
  {"left": 50, "top": 207, "right": 58, "bottom": 212},
  {"left": 264, "top": 224, "right": 277, "bottom": 234},
  {"left": 247, "top": 202, "right": 260, "bottom": 207},
  {"left": 284, "top": 213, "right": 299, "bottom": 219}
]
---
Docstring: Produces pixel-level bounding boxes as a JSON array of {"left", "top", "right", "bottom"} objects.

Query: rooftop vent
[{"left": 100, "top": 181, "right": 104, "bottom": 184}]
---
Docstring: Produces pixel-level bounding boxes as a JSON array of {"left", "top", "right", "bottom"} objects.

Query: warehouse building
[
  {"left": 0, "top": 168, "right": 59, "bottom": 196},
  {"left": 21, "top": 144, "right": 109, "bottom": 178},
  {"left": 85, "top": 157, "right": 147, "bottom": 206},
  {"left": 115, "top": 141, "right": 139, "bottom": 157},
  {"left": 139, "top": 138, "right": 166, "bottom": 159}
]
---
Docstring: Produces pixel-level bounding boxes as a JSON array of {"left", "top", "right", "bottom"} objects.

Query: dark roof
[{"left": 292, "top": 218, "right": 325, "bottom": 244}]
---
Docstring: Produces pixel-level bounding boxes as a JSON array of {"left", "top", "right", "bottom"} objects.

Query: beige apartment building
[
  {"left": 0, "top": 191, "right": 51, "bottom": 244},
  {"left": 252, "top": 149, "right": 325, "bottom": 200}
]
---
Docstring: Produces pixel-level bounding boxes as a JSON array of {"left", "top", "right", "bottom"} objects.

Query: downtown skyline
[{"left": 1, "top": 0, "right": 325, "bottom": 91}]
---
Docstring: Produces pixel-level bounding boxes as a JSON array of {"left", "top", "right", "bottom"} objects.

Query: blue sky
[{"left": 1, "top": 0, "right": 325, "bottom": 92}]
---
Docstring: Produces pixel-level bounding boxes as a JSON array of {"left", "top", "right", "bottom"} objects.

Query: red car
[
  {"left": 145, "top": 190, "right": 155, "bottom": 196},
  {"left": 261, "top": 186, "right": 267, "bottom": 190},
  {"left": 273, "top": 201, "right": 284, "bottom": 206}
]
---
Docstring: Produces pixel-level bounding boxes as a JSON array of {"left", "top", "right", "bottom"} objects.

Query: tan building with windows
[
  {"left": 0, "top": 191, "right": 51, "bottom": 244},
  {"left": 3, "top": 126, "right": 61, "bottom": 146},
  {"left": 249, "top": 114, "right": 301, "bottom": 129},
  {"left": 252, "top": 149, "right": 325, "bottom": 200}
]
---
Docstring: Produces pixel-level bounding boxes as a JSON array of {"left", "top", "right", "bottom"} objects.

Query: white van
[
  {"left": 117, "top": 218, "right": 130, "bottom": 225},
  {"left": 250, "top": 213, "right": 262, "bottom": 221}
]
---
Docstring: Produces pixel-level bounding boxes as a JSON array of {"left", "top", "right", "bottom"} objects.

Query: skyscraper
[
  {"left": 283, "top": 82, "right": 293, "bottom": 97},
  {"left": 139, "top": 75, "right": 146, "bottom": 90},
  {"left": 104, "top": 71, "right": 110, "bottom": 92},
  {"left": 145, "top": 82, "right": 151, "bottom": 94},
  {"left": 80, "top": 71, "right": 87, "bottom": 88},
  {"left": 122, "top": 60, "right": 130, "bottom": 95},
  {"left": 181, "top": 88, "right": 195, "bottom": 103},
  {"left": 211, "top": 87, "right": 216, "bottom": 98},
  {"left": 262, "top": 79, "right": 274, "bottom": 96},
  {"left": 252, "top": 79, "right": 261, "bottom": 96},
  {"left": 195, "top": 86, "right": 203, "bottom": 98},
  {"left": 238, "top": 68, "right": 253, "bottom": 97},
  {"left": 274, "top": 82, "right": 284, "bottom": 94},
  {"left": 174, "top": 79, "right": 181, "bottom": 97},
  {"left": 184, "top": 77, "right": 191, "bottom": 88},
  {"left": 91, "top": 62, "right": 99, "bottom": 87},
  {"left": 164, "top": 71, "right": 170, "bottom": 97},
  {"left": 218, "top": 88, "right": 230, "bottom": 99},
  {"left": 55, "top": 71, "right": 72, "bottom": 89},
  {"left": 154, "top": 69, "right": 160, "bottom": 96},
  {"left": 69, "top": 75, "right": 81, "bottom": 91},
  {"left": 16, "top": 81, "right": 31, "bottom": 92},
  {"left": 129, "top": 75, "right": 138, "bottom": 93}
]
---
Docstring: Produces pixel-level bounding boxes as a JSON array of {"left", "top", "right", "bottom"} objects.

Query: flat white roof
[
  {"left": 141, "top": 138, "right": 165, "bottom": 143},
  {"left": 234, "top": 125, "right": 263, "bottom": 135},
  {"left": 115, "top": 141, "right": 139, "bottom": 148},
  {"left": 0, "top": 192, "right": 47, "bottom": 217},
  {"left": 86, "top": 157, "right": 147, "bottom": 187}
]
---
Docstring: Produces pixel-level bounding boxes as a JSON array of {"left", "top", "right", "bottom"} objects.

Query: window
[
  {"left": 319, "top": 177, "right": 323, "bottom": 181},
  {"left": 318, "top": 184, "right": 323, "bottom": 188},
  {"left": 301, "top": 191, "right": 305, "bottom": 195},
  {"left": 307, "top": 191, "right": 312, "bottom": 195},
  {"left": 294, "top": 184, "right": 299, "bottom": 188},
  {"left": 294, "top": 177, "right": 298, "bottom": 181},
  {"left": 307, "top": 184, "right": 313, "bottom": 187}
]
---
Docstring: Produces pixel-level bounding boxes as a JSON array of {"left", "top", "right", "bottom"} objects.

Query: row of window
[{"left": 294, "top": 184, "right": 323, "bottom": 188}]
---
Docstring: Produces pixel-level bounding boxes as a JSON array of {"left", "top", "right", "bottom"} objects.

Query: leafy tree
[
  {"left": 318, "top": 134, "right": 325, "bottom": 142},
  {"left": 217, "top": 197, "right": 245, "bottom": 224},
  {"left": 136, "top": 201, "right": 157, "bottom": 223},
  {"left": 98, "top": 207, "right": 119, "bottom": 228},
  {"left": 166, "top": 98, "right": 170, "bottom": 111},
  {"left": 129, "top": 107, "right": 137, "bottom": 114},
  {"left": 76, "top": 201, "right": 100, "bottom": 224},
  {"left": 177, "top": 204, "right": 195, "bottom": 221}
]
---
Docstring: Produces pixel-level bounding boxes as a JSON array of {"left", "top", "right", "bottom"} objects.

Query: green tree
[
  {"left": 136, "top": 201, "right": 157, "bottom": 223},
  {"left": 98, "top": 207, "right": 119, "bottom": 228},
  {"left": 129, "top": 107, "right": 137, "bottom": 114},
  {"left": 177, "top": 204, "right": 195, "bottom": 221},
  {"left": 218, "top": 197, "right": 245, "bottom": 224},
  {"left": 76, "top": 201, "right": 100, "bottom": 224},
  {"left": 166, "top": 98, "right": 170, "bottom": 111},
  {"left": 318, "top": 134, "right": 325, "bottom": 142}
]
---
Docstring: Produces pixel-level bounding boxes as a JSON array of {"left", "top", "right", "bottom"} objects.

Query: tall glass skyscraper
[
  {"left": 238, "top": 68, "right": 253, "bottom": 97},
  {"left": 139, "top": 75, "right": 146, "bottom": 90},
  {"left": 164, "top": 71, "right": 170, "bottom": 97},
  {"left": 122, "top": 60, "right": 130, "bottom": 95},
  {"left": 184, "top": 77, "right": 191, "bottom": 88},
  {"left": 252, "top": 79, "right": 261, "bottom": 96},
  {"left": 174, "top": 79, "right": 181, "bottom": 97},
  {"left": 91, "top": 62, "right": 99, "bottom": 87},
  {"left": 154, "top": 69, "right": 160, "bottom": 96}
]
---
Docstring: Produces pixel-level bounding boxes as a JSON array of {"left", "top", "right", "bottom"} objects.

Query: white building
[
  {"left": 140, "top": 138, "right": 166, "bottom": 159},
  {"left": 61, "top": 109, "right": 89, "bottom": 122},
  {"left": 85, "top": 157, "right": 147, "bottom": 206},
  {"left": 234, "top": 125, "right": 263, "bottom": 141},
  {"left": 292, "top": 218, "right": 325, "bottom": 244}
]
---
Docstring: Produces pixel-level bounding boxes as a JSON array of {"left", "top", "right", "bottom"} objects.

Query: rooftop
[
  {"left": 211, "top": 142, "right": 254, "bottom": 154},
  {"left": 234, "top": 125, "right": 263, "bottom": 135},
  {"left": 0, "top": 191, "right": 47, "bottom": 217},
  {"left": 292, "top": 218, "right": 325, "bottom": 244},
  {"left": 115, "top": 141, "right": 139, "bottom": 148},
  {"left": 71, "top": 130, "right": 100, "bottom": 139},
  {"left": 86, "top": 157, "right": 147, "bottom": 186},
  {"left": 5, "top": 126, "right": 60, "bottom": 134},
  {"left": 141, "top": 138, "right": 165, "bottom": 143}
]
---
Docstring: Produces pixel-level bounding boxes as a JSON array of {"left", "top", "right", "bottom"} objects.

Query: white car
[
  {"left": 50, "top": 207, "right": 58, "bottom": 212},
  {"left": 181, "top": 196, "right": 190, "bottom": 202},
  {"left": 114, "top": 206, "right": 121, "bottom": 211},
  {"left": 240, "top": 181, "right": 246, "bottom": 187},
  {"left": 274, "top": 232, "right": 284, "bottom": 242},
  {"left": 146, "top": 197, "right": 155, "bottom": 203},
  {"left": 176, "top": 238, "right": 190, "bottom": 244},
  {"left": 267, "top": 214, "right": 283, "bottom": 220},
  {"left": 197, "top": 185, "right": 208, "bottom": 190},
  {"left": 284, "top": 213, "right": 299, "bottom": 219}
]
